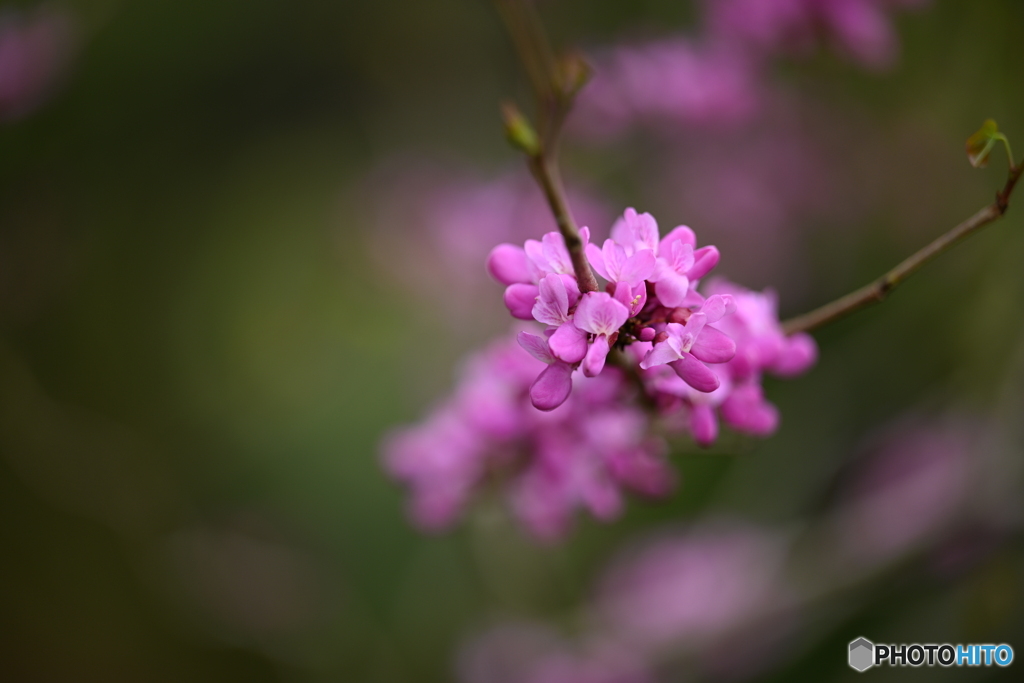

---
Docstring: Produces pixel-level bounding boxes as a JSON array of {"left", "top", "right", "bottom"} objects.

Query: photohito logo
[
  {"left": 848, "top": 637, "right": 1014, "bottom": 672},
  {"left": 849, "top": 638, "right": 875, "bottom": 672}
]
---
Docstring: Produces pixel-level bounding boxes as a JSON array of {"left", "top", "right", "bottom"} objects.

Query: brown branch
[
  {"left": 495, "top": 0, "right": 599, "bottom": 293},
  {"left": 525, "top": 155, "right": 599, "bottom": 292},
  {"left": 783, "top": 160, "right": 1023, "bottom": 335}
]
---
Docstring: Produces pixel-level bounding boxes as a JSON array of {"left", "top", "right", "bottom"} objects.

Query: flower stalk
[
  {"left": 496, "top": 0, "right": 600, "bottom": 293},
  {"left": 783, "top": 156, "right": 1023, "bottom": 335}
]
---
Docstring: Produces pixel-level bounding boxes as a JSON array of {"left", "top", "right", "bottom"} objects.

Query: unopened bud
[
  {"left": 668, "top": 308, "right": 692, "bottom": 324},
  {"left": 638, "top": 327, "right": 656, "bottom": 342},
  {"left": 501, "top": 102, "right": 541, "bottom": 156},
  {"left": 556, "top": 50, "right": 592, "bottom": 98}
]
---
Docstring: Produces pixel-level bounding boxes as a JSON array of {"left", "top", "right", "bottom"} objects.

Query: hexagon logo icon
[{"left": 849, "top": 637, "right": 875, "bottom": 672}]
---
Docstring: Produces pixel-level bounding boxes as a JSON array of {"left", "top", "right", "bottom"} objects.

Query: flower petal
[
  {"left": 700, "top": 293, "right": 736, "bottom": 323},
  {"left": 669, "top": 352, "right": 720, "bottom": 393},
  {"left": 582, "top": 475, "right": 623, "bottom": 520},
  {"left": 660, "top": 225, "right": 696, "bottom": 257},
  {"left": 613, "top": 281, "right": 647, "bottom": 316},
  {"left": 688, "top": 245, "right": 720, "bottom": 280},
  {"left": 530, "top": 362, "right": 574, "bottom": 411},
  {"left": 690, "top": 325, "right": 737, "bottom": 363},
  {"left": 669, "top": 240, "right": 695, "bottom": 274},
  {"left": 582, "top": 333, "right": 611, "bottom": 377},
  {"left": 639, "top": 338, "right": 682, "bottom": 369},
  {"left": 654, "top": 271, "right": 690, "bottom": 308},
  {"left": 679, "top": 311, "right": 707, "bottom": 350},
  {"left": 504, "top": 283, "right": 539, "bottom": 320},
  {"left": 573, "top": 292, "right": 630, "bottom": 336},
  {"left": 585, "top": 242, "right": 610, "bottom": 281},
  {"left": 541, "top": 232, "right": 573, "bottom": 275},
  {"left": 630, "top": 210, "right": 660, "bottom": 252},
  {"left": 558, "top": 273, "right": 582, "bottom": 308},
  {"left": 523, "top": 239, "right": 546, "bottom": 278},
  {"left": 610, "top": 209, "right": 635, "bottom": 246},
  {"left": 486, "top": 243, "right": 531, "bottom": 285},
  {"left": 517, "top": 331, "right": 555, "bottom": 364},
  {"left": 602, "top": 239, "right": 627, "bottom": 282},
  {"left": 721, "top": 385, "right": 779, "bottom": 436},
  {"left": 770, "top": 332, "right": 818, "bottom": 377},
  {"left": 607, "top": 448, "right": 676, "bottom": 498},
  {"left": 533, "top": 273, "right": 570, "bottom": 325},
  {"left": 618, "top": 248, "right": 657, "bottom": 286},
  {"left": 549, "top": 321, "right": 589, "bottom": 363},
  {"left": 689, "top": 404, "right": 719, "bottom": 447}
]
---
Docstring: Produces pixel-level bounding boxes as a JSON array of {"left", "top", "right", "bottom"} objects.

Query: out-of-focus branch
[
  {"left": 783, "top": 158, "right": 1023, "bottom": 335},
  {"left": 496, "top": 0, "right": 599, "bottom": 294}
]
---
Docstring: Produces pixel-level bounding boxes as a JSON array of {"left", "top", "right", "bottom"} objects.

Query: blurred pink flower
[
  {"left": 829, "top": 417, "right": 976, "bottom": 568},
  {"left": 593, "top": 522, "right": 793, "bottom": 655},
  {"left": 458, "top": 622, "right": 652, "bottom": 683},
  {"left": 704, "top": 0, "right": 929, "bottom": 69},
  {"left": 359, "top": 161, "right": 609, "bottom": 322},
  {"left": 630, "top": 279, "right": 816, "bottom": 446},
  {"left": 382, "top": 332, "right": 675, "bottom": 541},
  {"left": 575, "top": 38, "right": 761, "bottom": 139},
  {"left": 0, "top": 5, "right": 76, "bottom": 122},
  {"left": 575, "top": 0, "right": 927, "bottom": 138}
]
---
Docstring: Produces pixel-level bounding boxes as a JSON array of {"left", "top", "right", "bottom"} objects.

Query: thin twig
[
  {"left": 783, "top": 160, "right": 1023, "bottom": 335},
  {"left": 526, "top": 155, "right": 599, "bottom": 292},
  {"left": 495, "top": 0, "right": 599, "bottom": 293}
]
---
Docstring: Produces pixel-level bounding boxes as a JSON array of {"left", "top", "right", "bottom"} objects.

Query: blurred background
[{"left": 2, "top": 0, "right": 1024, "bottom": 681}]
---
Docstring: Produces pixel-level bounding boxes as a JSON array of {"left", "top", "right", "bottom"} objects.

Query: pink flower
[
  {"left": 629, "top": 279, "right": 816, "bottom": 446},
  {"left": 639, "top": 294, "right": 737, "bottom": 392},
  {"left": 594, "top": 522, "right": 792, "bottom": 654},
  {"left": 639, "top": 361, "right": 733, "bottom": 447},
  {"left": 574, "top": 39, "right": 762, "bottom": 138},
  {"left": 828, "top": 417, "right": 976, "bottom": 569},
  {"left": 362, "top": 162, "right": 609, "bottom": 322},
  {"left": 702, "top": 279, "right": 817, "bottom": 437},
  {"left": 587, "top": 209, "right": 720, "bottom": 308},
  {"left": 484, "top": 209, "right": 816, "bottom": 450},
  {"left": 703, "top": 0, "right": 928, "bottom": 69},
  {"left": 0, "top": 6, "right": 76, "bottom": 122},
  {"left": 458, "top": 622, "right": 653, "bottom": 683},
  {"left": 518, "top": 330, "right": 577, "bottom": 411},
  {"left": 489, "top": 229, "right": 592, "bottom": 321},
  {"left": 489, "top": 209, "right": 735, "bottom": 412},
  {"left": 574, "top": 292, "right": 630, "bottom": 377},
  {"left": 382, "top": 333, "right": 675, "bottom": 541},
  {"left": 705, "top": 279, "right": 817, "bottom": 378}
]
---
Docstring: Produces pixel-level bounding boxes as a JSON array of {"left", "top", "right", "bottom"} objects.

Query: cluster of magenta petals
[
  {"left": 384, "top": 208, "right": 819, "bottom": 539},
  {"left": 488, "top": 208, "right": 739, "bottom": 414},
  {"left": 382, "top": 336, "right": 675, "bottom": 540}
]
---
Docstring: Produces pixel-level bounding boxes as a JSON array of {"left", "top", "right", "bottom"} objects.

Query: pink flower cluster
[
  {"left": 575, "top": 0, "right": 928, "bottom": 137},
  {"left": 490, "top": 209, "right": 816, "bottom": 441},
  {"left": 457, "top": 522, "right": 792, "bottom": 683},
  {"left": 705, "top": 0, "right": 929, "bottom": 69},
  {"left": 383, "top": 209, "right": 816, "bottom": 537},
  {"left": 453, "top": 409, "right": 1006, "bottom": 682},
  {"left": 0, "top": 5, "right": 75, "bottom": 123},
  {"left": 360, "top": 162, "right": 609, "bottom": 322},
  {"left": 632, "top": 279, "right": 817, "bottom": 447},
  {"left": 459, "top": 622, "right": 652, "bottom": 683},
  {"left": 489, "top": 209, "right": 736, "bottom": 411},
  {"left": 575, "top": 40, "right": 761, "bottom": 136},
  {"left": 382, "top": 334, "right": 675, "bottom": 540}
]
